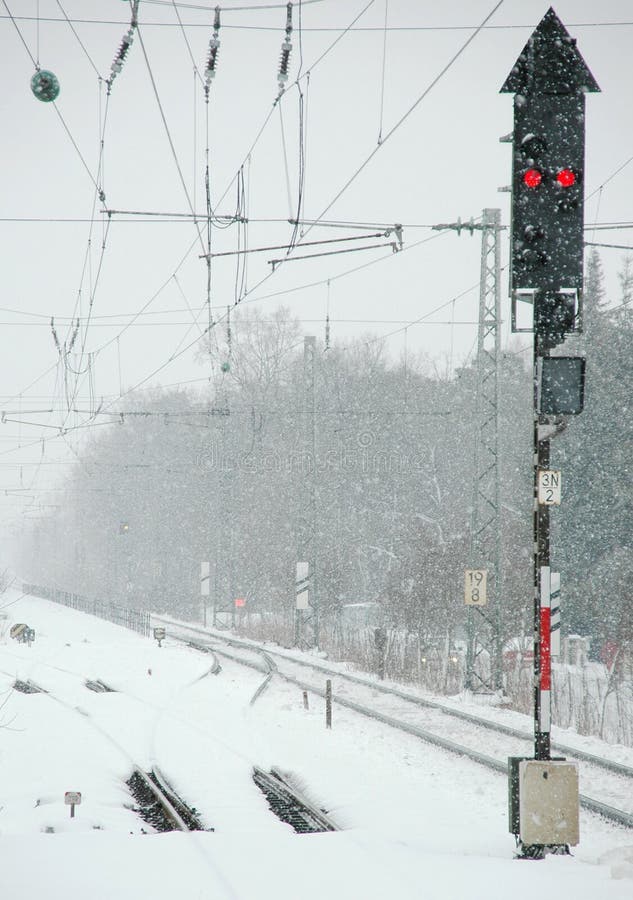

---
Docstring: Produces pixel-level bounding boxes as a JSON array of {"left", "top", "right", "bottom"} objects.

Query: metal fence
[{"left": 22, "top": 583, "right": 151, "bottom": 638}]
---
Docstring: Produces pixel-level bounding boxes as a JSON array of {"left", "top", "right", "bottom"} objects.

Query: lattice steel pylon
[
  {"left": 466, "top": 208, "right": 504, "bottom": 692},
  {"left": 295, "top": 336, "right": 319, "bottom": 649},
  {"left": 432, "top": 210, "right": 504, "bottom": 689},
  {"left": 212, "top": 412, "right": 237, "bottom": 629}
]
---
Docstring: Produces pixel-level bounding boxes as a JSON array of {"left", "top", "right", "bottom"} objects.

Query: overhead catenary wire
[
  {"left": 201, "top": 230, "right": 397, "bottom": 259},
  {"left": 210, "top": 0, "right": 504, "bottom": 313},
  {"left": 60, "top": 216, "right": 113, "bottom": 421},
  {"left": 210, "top": 0, "right": 376, "bottom": 214},
  {"left": 1, "top": 0, "right": 38, "bottom": 67},
  {"left": 0, "top": 317, "right": 482, "bottom": 328},
  {"left": 2, "top": 0, "right": 105, "bottom": 196},
  {"left": 269, "top": 240, "right": 398, "bottom": 269},
  {"left": 585, "top": 242, "right": 633, "bottom": 251},
  {"left": 6, "top": 219, "right": 454, "bottom": 440},
  {"left": 171, "top": 0, "right": 205, "bottom": 86},
  {"left": 134, "top": 17, "right": 208, "bottom": 259},
  {"left": 2, "top": 231, "right": 208, "bottom": 470},
  {"left": 54, "top": 0, "right": 102, "bottom": 78},
  {"left": 2, "top": 10, "right": 632, "bottom": 30},
  {"left": 3, "top": 0, "right": 114, "bottom": 418},
  {"left": 11, "top": 0, "right": 632, "bottom": 527},
  {"left": 377, "top": 0, "right": 388, "bottom": 145},
  {"left": 0, "top": 270, "right": 481, "bottom": 470},
  {"left": 294, "top": 0, "right": 506, "bottom": 245},
  {"left": 278, "top": 104, "right": 294, "bottom": 219},
  {"left": 81, "top": 236, "right": 470, "bottom": 431},
  {"left": 144, "top": 0, "right": 323, "bottom": 12}
]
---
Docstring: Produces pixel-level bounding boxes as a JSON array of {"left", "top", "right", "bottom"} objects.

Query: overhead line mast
[{"left": 432, "top": 210, "right": 504, "bottom": 694}]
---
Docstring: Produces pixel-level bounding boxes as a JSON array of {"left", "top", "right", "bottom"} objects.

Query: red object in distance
[
  {"left": 234, "top": 597, "right": 246, "bottom": 608},
  {"left": 556, "top": 168, "right": 576, "bottom": 187},
  {"left": 523, "top": 168, "right": 542, "bottom": 188}
]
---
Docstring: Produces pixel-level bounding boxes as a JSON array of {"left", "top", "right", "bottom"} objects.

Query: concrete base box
[{"left": 519, "top": 759, "right": 579, "bottom": 846}]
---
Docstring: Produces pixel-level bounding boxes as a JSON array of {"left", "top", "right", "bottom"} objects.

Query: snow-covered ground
[{"left": 1, "top": 589, "right": 632, "bottom": 900}]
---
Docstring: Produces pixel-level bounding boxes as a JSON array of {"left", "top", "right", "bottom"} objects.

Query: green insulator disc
[
  {"left": 220, "top": 361, "right": 231, "bottom": 373},
  {"left": 31, "top": 70, "right": 60, "bottom": 103}
]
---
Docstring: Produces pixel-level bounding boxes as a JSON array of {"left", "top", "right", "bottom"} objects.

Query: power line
[
  {"left": 134, "top": 19, "right": 207, "bottom": 258},
  {"left": 585, "top": 241, "right": 633, "bottom": 251},
  {"left": 211, "top": 0, "right": 377, "bottom": 213},
  {"left": 299, "top": 1, "right": 505, "bottom": 239},
  {"left": 0, "top": 318, "right": 481, "bottom": 327},
  {"left": 144, "top": 0, "right": 325, "bottom": 12},
  {"left": 3, "top": 14, "right": 632, "bottom": 31},
  {"left": 4, "top": 214, "right": 633, "bottom": 231},
  {"left": 40, "top": 0, "right": 469, "bottom": 440},
  {"left": 226, "top": 0, "right": 504, "bottom": 307},
  {"left": 54, "top": 0, "right": 103, "bottom": 78}
]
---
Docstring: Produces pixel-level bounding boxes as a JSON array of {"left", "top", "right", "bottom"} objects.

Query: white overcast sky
[{"left": 0, "top": 0, "right": 631, "bottom": 545}]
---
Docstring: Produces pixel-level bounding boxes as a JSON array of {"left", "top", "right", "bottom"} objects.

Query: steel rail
[
  {"left": 151, "top": 766, "right": 206, "bottom": 831},
  {"left": 253, "top": 766, "right": 338, "bottom": 833},
  {"left": 1, "top": 649, "right": 203, "bottom": 833},
  {"left": 177, "top": 634, "right": 276, "bottom": 705},
  {"left": 131, "top": 766, "right": 190, "bottom": 832},
  {"left": 159, "top": 621, "right": 633, "bottom": 831},
  {"left": 156, "top": 619, "right": 633, "bottom": 781}
]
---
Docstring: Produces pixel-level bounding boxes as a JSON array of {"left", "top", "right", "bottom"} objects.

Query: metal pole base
[
  {"left": 516, "top": 843, "right": 545, "bottom": 860},
  {"left": 516, "top": 842, "right": 571, "bottom": 860}
]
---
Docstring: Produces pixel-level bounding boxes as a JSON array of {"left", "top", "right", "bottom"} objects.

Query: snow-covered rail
[
  {"left": 0, "top": 655, "right": 208, "bottom": 833},
  {"left": 156, "top": 617, "right": 633, "bottom": 831},
  {"left": 253, "top": 767, "right": 338, "bottom": 833},
  {"left": 127, "top": 767, "right": 198, "bottom": 833}
]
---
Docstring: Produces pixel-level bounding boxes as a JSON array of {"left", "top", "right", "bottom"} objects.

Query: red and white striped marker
[{"left": 539, "top": 566, "right": 551, "bottom": 732}]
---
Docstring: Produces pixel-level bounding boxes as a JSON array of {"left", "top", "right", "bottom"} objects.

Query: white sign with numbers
[
  {"left": 538, "top": 469, "right": 561, "bottom": 506},
  {"left": 464, "top": 569, "right": 487, "bottom": 606}
]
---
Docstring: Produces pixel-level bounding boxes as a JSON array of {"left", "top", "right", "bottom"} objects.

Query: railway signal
[
  {"left": 501, "top": 7, "right": 599, "bottom": 858},
  {"left": 503, "top": 6, "right": 599, "bottom": 350}
]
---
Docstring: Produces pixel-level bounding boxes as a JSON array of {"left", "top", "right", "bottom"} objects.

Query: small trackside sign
[
  {"left": 65, "top": 791, "right": 82, "bottom": 818},
  {"left": 153, "top": 627, "right": 166, "bottom": 647},
  {"left": 538, "top": 469, "right": 561, "bottom": 506},
  {"left": 464, "top": 569, "right": 487, "bottom": 606}
]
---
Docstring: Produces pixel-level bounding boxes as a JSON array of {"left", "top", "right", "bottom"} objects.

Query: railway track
[
  {"left": 0, "top": 659, "right": 211, "bottom": 834},
  {"left": 2, "top": 642, "right": 338, "bottom": 837},
  {"left": 156, "top": 617, "right": 633, "bottom": 831},
  {"left": 253, "top": 767, "right": 338, "bottom": 834},
  {"left": 127, "top": 767, "right": 205, "bottom": 833}
]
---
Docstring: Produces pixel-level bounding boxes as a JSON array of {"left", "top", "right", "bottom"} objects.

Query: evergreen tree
[{"left": 555, "top": 250, "right": 633, "bottom": 648}]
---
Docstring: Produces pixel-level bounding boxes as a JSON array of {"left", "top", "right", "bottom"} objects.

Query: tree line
[{"left": 17, "top": 253, "right": 633, "bottom": 667}]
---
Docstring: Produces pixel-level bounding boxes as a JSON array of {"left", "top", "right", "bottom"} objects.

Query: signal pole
[{"left": 502, "top": 7, "right": 599, "bottom": 857}]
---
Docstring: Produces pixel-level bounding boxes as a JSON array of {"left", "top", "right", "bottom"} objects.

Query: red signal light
[
  {"left": 556, "top": 168, "right": 576, "bottom": 187},
  {"left": 523, "top": 168, "right": 542, "bottom": 188}
]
